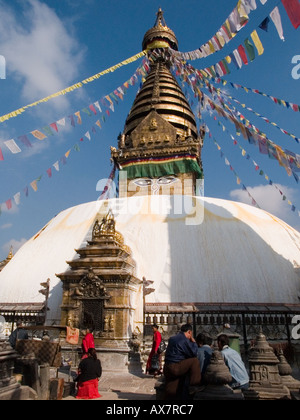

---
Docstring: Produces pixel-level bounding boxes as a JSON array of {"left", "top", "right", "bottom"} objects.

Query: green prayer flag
[{"left": 244, "top": 38, "right": 255, "bottom": 62}]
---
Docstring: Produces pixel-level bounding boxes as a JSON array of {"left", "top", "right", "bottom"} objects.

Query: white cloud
[
  {"left": 230, "top": 184, "right": 300, "bottom": 230},
  {"left": 0, "top": 0, "right": 85, "bottom": 111},
  {"left": 0, "top": 200, "right": 19, "bottom": 215},
  {"left": 0, "top": 223, "right": 13, "bottom": 230}
]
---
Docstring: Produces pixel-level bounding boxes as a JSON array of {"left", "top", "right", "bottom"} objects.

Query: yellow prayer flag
[
  {"left": 75, "top": 111, "right": 82, "bottom": 124},
  {"left": 31, "top": 130, "right": 47, "bottom": 140},
  {"left": 250, "top": 30, "right": 264, "bottom": 56},
  {"left": 30, "top": 180, "right": 38, "bottom": 192},
  {"left": 65, "top": 150, "right": 71, "bottom": 158},
  {"left": 208, "top": 40, "right": 215, "bottom": 54},
  {"left": 237, "top": 0, "right": 249, "bottom": 21}
]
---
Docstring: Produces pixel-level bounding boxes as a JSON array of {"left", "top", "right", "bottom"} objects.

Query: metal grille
[{"left": 81, "top": 299, "right": 104, "bottom": 331}]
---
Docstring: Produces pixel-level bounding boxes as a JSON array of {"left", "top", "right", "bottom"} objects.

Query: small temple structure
[
  {"left": 0, "top": 9, "right": 299, "bottom": 379},
  {"left": 0, "top": 247, "right": 13, "bottom": 273}
]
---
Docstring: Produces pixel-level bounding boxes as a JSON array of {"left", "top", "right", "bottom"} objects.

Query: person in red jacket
[
  {"left": 146, "top": 324, "right": 162, "bottom": 376},
  {"left": 81, "top": 328, "right": 95, "bottom": 359}
]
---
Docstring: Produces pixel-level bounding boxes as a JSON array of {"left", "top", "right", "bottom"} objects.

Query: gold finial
[
  {"left": 7, "top": 246, "right": 13, "bottom": 261},
  {"left": 155, "top": 8, "right": 167, "bottom": 27}
]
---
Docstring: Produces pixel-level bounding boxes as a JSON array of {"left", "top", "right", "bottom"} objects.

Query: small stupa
[
  {"left": 243, "top": 331, "right": 290, "bottom": 400},
  {"left": 194, "top": 350, "right": 244, "bottom": 400},
  {"left": 277, "top": 349, "right": 300, "bottom": 394}
]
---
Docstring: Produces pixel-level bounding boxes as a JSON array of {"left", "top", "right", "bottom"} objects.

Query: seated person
[
  {"left": 196, "top": 333, "right": 213, "bottom": 376},
  {"left": 217, "top": 334, "right": 249, "bottom": 390},
  {"left": 163, "top": 324, "right": 201, "bottom": 400},
  {"left": 76, "top": 348, "right": 102, "bottom": 400}
]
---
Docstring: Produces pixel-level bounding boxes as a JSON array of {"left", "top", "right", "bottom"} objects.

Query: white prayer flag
[{"left": 4, "top": 139, "right": 21, "bottom": 154}]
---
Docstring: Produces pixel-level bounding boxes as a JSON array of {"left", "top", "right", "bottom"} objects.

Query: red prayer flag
[
  {"left": 6, "top": 199, "right": 12, "bottom": 210},
  {"left": 46, "top": 168, "right": 52, "bottom": 178},
  {"left": 281, "top": 0, "right": 300, "bottom": 29},
  {"left": 0, "top": 148, "right": 3, "bottom": 161},
  {"left": 219, "top": 61, "right": 227, "bottom": 75},
  {"left": 237, "top": 45, "right": 248, "bottom": 65},
  {"left": 89, "top": 104, "right": 97, "bottom": 115},
  {"left": 50, "top": 122, "right": 58, "bottom": 132}
]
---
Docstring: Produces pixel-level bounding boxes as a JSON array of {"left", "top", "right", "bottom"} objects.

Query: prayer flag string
[
  {"left": 206, "top": 116, "right": 299, "bottom": 216},
  {"left": 0, "top": 50, "right": 147, "bottom": 124},
  {"left": 171, "top": 59, "right": 300, "bottom": 183},
  {"left": 0, "top": 60, "right": 149, "bottom": 161},
  {"left": 168, "top": 0, "right": 268, "bottom": 61},
  {"left": 0, "top": 64, "right": 146, "bottom": 215},
  {"left": 205, "top": 124, "right": 261, "bottom": 209}
]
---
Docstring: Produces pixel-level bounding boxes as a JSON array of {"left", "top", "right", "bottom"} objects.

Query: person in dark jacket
[
  {"left": 163, "top": 324, "right": 201, "bottom": 400},
  {"left": 76, "top": 348, "right": 102, "bottom": 399},
  {"left": 9, "top": 321, "right": 28, "bottom": 349}
]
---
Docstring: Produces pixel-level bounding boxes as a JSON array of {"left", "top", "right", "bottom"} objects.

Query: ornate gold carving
[
  {"left": 149, "top": 118, "right": 158, "bottom": 131},
  {"left": 93, "top": 209, "right": 116, "bottom": 240},
  {"left": 73, "top": 268, "right": 110, "bottom": 300}
]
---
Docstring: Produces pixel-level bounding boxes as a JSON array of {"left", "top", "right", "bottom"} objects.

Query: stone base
[
  {"left": 243, "top": 384, "right": 290, "bottom": 400},
  {"left": 193, "top": 384, "right": 244, "bottom": 400},
  {"left": 281, "top": 376, "right": 300, "bottom": 393},
  {"left": 0, "top": 382, "right": 37, "bottom": 400},
  {"left": 154, "top": 377, "right": 244, "bottom": 401},
  {"left": 127, "top": 352, "right": 143, "bottom": 375},
  {"left": 61, "top": 345, "right": 134, "bottom": 372}
]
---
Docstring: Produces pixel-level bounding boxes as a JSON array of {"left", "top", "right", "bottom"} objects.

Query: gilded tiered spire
[
  {"left": 0, "top": 246, "right": 13, "bottom": 272},
  {"left": 111, "top": 10, "right": 204, "bottom": 198}
]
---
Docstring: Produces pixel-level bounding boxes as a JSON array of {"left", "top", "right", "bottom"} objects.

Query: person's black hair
[
  {"left": 88, "top": 348, "right": 98, "bottom": 360},
  {"left": 181, "top": 323, "right": 193, "bottom": 333},
  {"left": 152, "top": 324, "right": 159, "bottom": 329},
  {"left": 196, "top": 333, "right": 212, "bottom": 346},
  {"left": 217, "top": 334, "right": 229, "bottom": 348}
]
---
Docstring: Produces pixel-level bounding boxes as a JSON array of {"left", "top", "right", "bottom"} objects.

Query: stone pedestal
[
  {"left": 243, "top": 332, "right": 290, "bottom": 400},
  {"left": 0, "top": 340, "right": 37, "bottom": 400}
]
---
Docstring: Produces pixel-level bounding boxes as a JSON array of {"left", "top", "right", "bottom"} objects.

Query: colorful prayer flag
[
  {"left": 31, "top": 130, "right": 47, "bottom": 140},
  {"left": 250, "top": 30, "right": 264, "bottom": 55},
  {"left": 281, "top": 0, "right": 300, "bottom": 29}
]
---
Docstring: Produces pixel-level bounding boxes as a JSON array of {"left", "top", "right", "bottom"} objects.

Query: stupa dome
[{"left": 0, "top": 195, "right": 299, "bottom": 324}]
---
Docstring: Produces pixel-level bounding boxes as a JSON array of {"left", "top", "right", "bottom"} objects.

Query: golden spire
[
  {"left": 7, "top": 246, "right": 13, "bottom": 261},
  {"left": 155, "top": 8, "right": 167, "bottom": 28},
  {"left": 142, "top": 8, "right": 178, "bottom": 51}
]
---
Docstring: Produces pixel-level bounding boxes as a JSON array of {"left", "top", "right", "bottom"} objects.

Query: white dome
[{"left": 0, "top": 195, "right": 299, "bottom": 323}]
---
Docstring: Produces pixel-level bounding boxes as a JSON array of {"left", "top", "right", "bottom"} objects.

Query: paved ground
[
  {"left": 61, "top": 366, "right": 300, "bottom": 401},
  {"left": 63, "top": 370, "right": 158, "bottom": 401}
]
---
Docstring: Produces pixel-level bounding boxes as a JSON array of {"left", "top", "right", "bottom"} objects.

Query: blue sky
[{"left": 0, "top": 0, "right": 299, "bottom": 261}]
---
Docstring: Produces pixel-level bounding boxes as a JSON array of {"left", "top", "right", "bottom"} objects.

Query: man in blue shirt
[
  {"left": 196, "top": 333, "right": 213, "bottom": 376},
  {"left": 217, "top": 334, "right": 249, "bottom": 390},
  {"left": 163, "top": 324, "right": 201, "bottom": 399}
]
